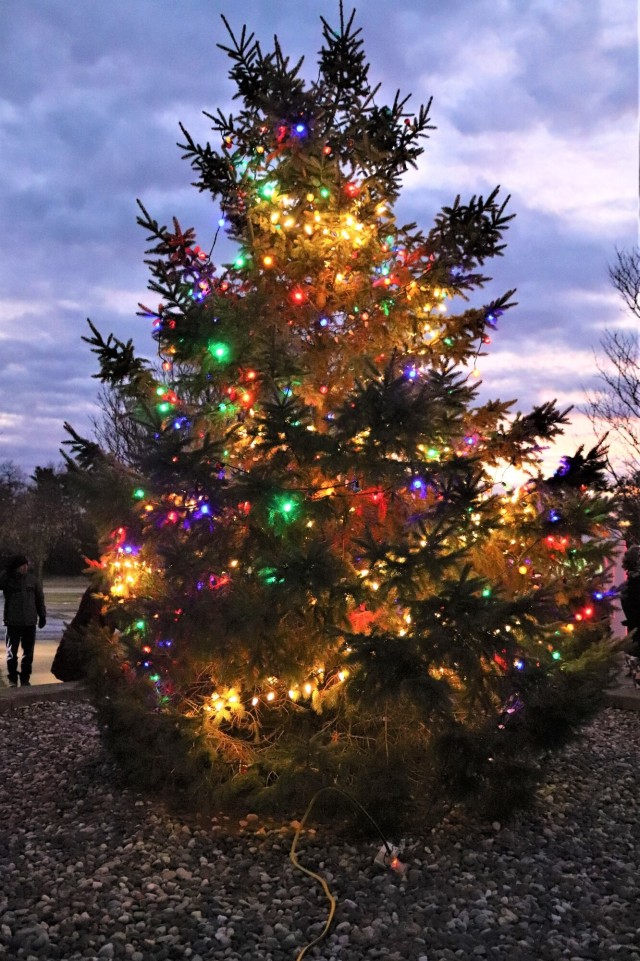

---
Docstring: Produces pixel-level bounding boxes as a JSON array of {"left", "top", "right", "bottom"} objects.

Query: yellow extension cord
[{"left": 289, "top": 787, "right": 393, "bottom": 961}]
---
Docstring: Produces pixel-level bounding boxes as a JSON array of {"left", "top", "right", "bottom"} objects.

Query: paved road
[{"left": 5, "top": 632, "right": 68, "bottom": 686}]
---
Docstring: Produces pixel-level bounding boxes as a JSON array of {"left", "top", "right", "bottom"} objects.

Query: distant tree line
[
  {"left": 0, "top": 461, "right": 99, "bottom": 578},
  {"left": 586, "top": 247, "right": 640, "bottom": 544}
]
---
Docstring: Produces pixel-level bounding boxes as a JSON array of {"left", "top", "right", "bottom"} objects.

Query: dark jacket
[
  {"left": 0, "top": 570, "right": 46, "bottom": 626},
  {"left": 51, "top": 586, "right": 106, "bottom": 682}
]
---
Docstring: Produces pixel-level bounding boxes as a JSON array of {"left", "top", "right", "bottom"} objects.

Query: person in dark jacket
[
  {"left": 0, "top": 554, "right": 46, "bottom": 686},
  {"left": 620, "top": 545, "right": 640, "bottom": 684},
  {"left": 51, "top": 585, "right": 106, "bottom": 682}
]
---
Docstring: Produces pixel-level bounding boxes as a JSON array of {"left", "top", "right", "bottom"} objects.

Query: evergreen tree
[{"left": 66, "top": 6, "right": 617, "bottom": 822}]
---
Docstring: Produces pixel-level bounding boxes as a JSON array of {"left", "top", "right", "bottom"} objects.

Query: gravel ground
[{"left": 0, "top": 702, "right": 639, "bottom": 961}]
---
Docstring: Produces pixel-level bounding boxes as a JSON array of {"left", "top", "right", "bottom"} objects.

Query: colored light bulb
[{"left": 209, "top": 342, "right": 230, "bottom": 361}]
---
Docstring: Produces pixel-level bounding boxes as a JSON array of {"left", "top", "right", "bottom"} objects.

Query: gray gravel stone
[{"left": 0, "top": 703, "right": 639, "bottom": 960}]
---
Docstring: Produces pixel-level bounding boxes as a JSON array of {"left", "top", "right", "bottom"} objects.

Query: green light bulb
[
  {"left": 209, "top": 342, "right": 230, "bottom": 362},
  {"left": 270, "top": 493, "right": 300, "bottom": 525},
  {"left": 133, "top": 488, "right": 145, "bottom": 500}
]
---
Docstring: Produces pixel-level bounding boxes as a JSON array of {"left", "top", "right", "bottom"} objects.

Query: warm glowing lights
[
  {"left": 108, "top": 543, "right": 147, "bottom": 599},
  {"left": 200, "top": 667, "right": 353, "bottom": 721}
]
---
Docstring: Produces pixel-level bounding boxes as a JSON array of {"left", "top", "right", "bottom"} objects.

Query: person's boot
[
  {"left": 19, "top": 676, "right": 30, "bottom": 687},
  {"left": 8, "top": 676, "right": 18, "bottom": 687}
]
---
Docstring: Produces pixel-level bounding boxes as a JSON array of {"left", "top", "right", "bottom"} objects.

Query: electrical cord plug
[{"left": 374, "top": 843, "right": 408, "bottom": 877}]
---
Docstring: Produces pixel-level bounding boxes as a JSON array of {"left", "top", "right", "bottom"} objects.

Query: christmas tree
[{"left": 66, "top": 6, "right": 617, "bottom": 822}]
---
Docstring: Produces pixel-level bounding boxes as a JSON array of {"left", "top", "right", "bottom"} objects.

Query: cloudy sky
[{"left": 0, "top": 0, "right": 637, "bottom": 476}]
